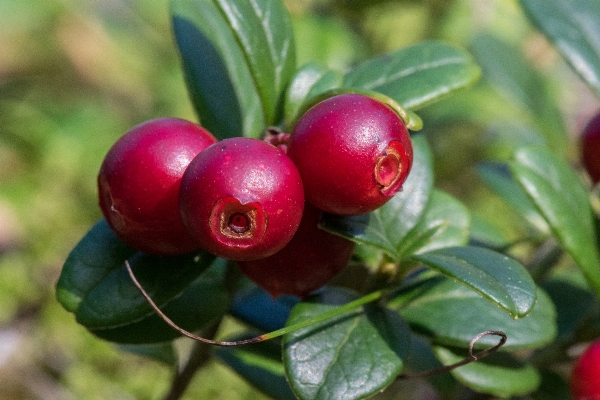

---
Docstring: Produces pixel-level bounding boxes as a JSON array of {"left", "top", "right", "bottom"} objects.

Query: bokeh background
[{"left": 1, "top": 0, "right": 598, "bottom": 399}]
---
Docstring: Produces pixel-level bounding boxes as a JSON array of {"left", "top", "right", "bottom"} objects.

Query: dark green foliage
[{"left": 51, "top": 0, "right": 600, "bottom": 399}]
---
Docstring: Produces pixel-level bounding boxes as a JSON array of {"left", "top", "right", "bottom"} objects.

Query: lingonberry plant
[{"left": 55, "top": 0, "right": 600, "bottom": 399}]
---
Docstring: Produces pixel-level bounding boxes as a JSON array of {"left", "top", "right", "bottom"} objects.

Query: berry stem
[
  {"left": 260, "top": 289, "right": 384, "bottom": 341},
  {"left": 162, "top": 320, "right": 222, "bottom": 400},
  {"left": 397, "top": 330, "right": 507, "bottom": 380}
]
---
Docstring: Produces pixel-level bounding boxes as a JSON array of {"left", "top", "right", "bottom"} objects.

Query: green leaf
[
  {"left": 433, "top": 345, "right": 540, "bottom": 397},
  {"left": 412, "top": 246, "right": 537, "bottom": 318},
  {"left": 394, "top": 275, "right": 556, "bottom": 350},
  {"left": 398, "top": 190, "right": 471, "bottom": 257},
  {"left": 89, "top": 259, "right": 229, "bottom": 344},
  {"left": 510, "top": 146, "right": 600, "bottom": 297},
  {"left": 172, "top": 0, "right": 296, "bottom": 139},
  {"left": 117, "top": 343, "right": 178, "bottom": 366},
  {"left": 319, "top": 134, "right": 433, "bottom": 259},
  {"left": 56, "top": 219, "right": 136, "bottom": 313},
  {"left": 520, "top": 0, "right": 600, "bottom": 99},
  {"left": 56, "top": 219, "right": 217, "bottom": 329},
  {"left": 284, "top": 63, "right": 343, "bottom": 130},
  {"left": 343, "top": 40, "right": 481, "bottom": 110},
  {"left": 470, "top": 34, "right": 567, "bottom": 152},
  {"left": 283, "top": 287, "right": 411, "bottom": 400},
  {"left": 213, "top": 336, "right": 296, "bottom": 400},
  {"left": 75, "top": 250, "right": 216, "bottom": 329},
  {"left": 477, "top": 162, "right": 549, "bottom": 233}
]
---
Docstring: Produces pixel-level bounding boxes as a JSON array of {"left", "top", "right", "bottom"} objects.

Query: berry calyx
[
  {"left": 287, "top": 93, "right": 413, "bottom": 215},
  {"left": 571, "top": 340, "right": 600, "bottom": 400},
  {"left": 375, "top": 140, "right": 405, "bottom": 195},
  {"left": 179, "top": 137, "right": 304, "bottom": 261},
  {"left": 97, "top": 118, "right": 216, "bottom": 255},
  {"left": 209, "top": 197, "right": 266, "bottom": 245},
  {"left": 581, "top": 111, "right": 600, "bottom": 184},
  {"left": 237, "top": 203, "right": 355, "bottom": 298}
]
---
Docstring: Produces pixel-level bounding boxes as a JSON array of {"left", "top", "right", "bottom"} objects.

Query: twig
[
  {"left": 163, "top": 321, "right": 221, "bottom": 400},
  {"left": 398, "top": 330, "right": 507, "bottom": 380}
]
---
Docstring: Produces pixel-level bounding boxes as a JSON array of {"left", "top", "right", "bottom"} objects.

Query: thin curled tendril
[
  {"left": 126, "top": 259, "right": 508, "bottom": 376},
  {"left": 397, "top": 330, "right": 508, "bottom": 380}
]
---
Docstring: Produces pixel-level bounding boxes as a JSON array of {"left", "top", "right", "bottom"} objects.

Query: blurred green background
[{"left": 0, "top": 0, "right": 598, "bottom": 399}]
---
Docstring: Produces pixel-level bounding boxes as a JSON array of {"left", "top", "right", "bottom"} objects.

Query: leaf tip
[{"left": 56, "top": 287, "right": 81, "bottom": 313}]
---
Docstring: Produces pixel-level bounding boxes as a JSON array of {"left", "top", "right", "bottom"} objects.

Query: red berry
[
  {"left": 582, "top": 111, "right": 600, "bottom": 184},
  {"left": 237, "top": 203, "right": 355, "bottom": 298},
  {"left": 287, "top": 94, "right": 413, "bottom": 215},
  {"left": 179, "top": 137, "right": 304, "bottom": 261},
  {"left": 98, "top": 118, "right": 216, "bottom": 255},
  {"left": 571, "top": 340, "right": 600, "bottom": 400}
]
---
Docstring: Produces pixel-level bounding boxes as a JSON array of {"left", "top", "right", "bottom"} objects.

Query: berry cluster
[{"left": 98, "top": 94, "right": 413, "bottom": 298}]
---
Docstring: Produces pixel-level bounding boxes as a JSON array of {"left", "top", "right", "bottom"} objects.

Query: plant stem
[
  {"left": 527, "top": 237, "right": 563, "bottom": 282},
  {"left": 162, "top": 319, "right": 222, "bottom": 400}
]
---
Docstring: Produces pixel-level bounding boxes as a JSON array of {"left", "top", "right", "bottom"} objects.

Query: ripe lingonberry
[
  {"left": 581, "top": 111, "right": 600, "bottom": 184},
  {"left": 287, "top": 93, "right": 413, "bottom": 215},
  {"left": 179, "top": 137, "right": 304, "bottom": 261},
  {"left": 571, "top": 340, "right": 600, "bottom": 400},
  {"left": 98, "top": 118, "right": 217, "bottom": 255},
  {"left": 237, "top": 203, "right": 355, "bottom": 298}
]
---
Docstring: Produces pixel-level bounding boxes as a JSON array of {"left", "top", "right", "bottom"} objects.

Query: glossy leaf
[
  {"left": 471, "top": 34, "right": 567, "bottom": 152},
  {"left": 214, "top": 336, "right": 296, "bottom": 400},
  {"left": 56, "top": 219, "right": 136, "bottom": 313},
  {"left": 283, "top": 287, "right": 410, "bottom": 400},
  {"left": 394, "top": 275, "right": 556, "bottom": 350},
  {"left": 171, "top": 0, "right": 296, "bottom": 139},
  {"left": 284, "top": 63, "right": 343, "bottom": 130},
  {"left": 520, "top": 0, "right": 600, "bottom": 99},
  {"left": 74, "top": 250, "right": 216, "bottom": 329},
  {"left": 343, "top": 40, "right": 481, "bottom": 110},
  {"left": 510, "top": 146, "right": 600, "bottom": 297},
  {"left": 319, "top": 134, "right": 433, "bottom": 260},
  {"left": 477, "top": 162, "right": 549, "bottom": 233},
  {"left": 433, "top": 345, "right": 540, "bottom": 397},
  {"left": 398, "top": 190, "right": 471, "bottom": 257},
  {"left": 56, "top": 220, "right": 216, "bottom": 329},
  {"left": 412, "top": 246, "right": 536, "bottom": 318},
  {"left": 89, "top": 259, "right": 229, "bottom": 344}
]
